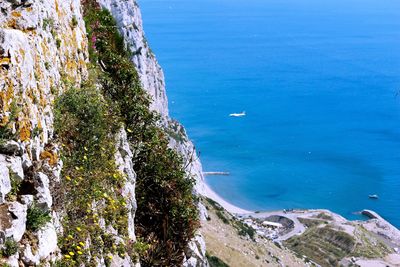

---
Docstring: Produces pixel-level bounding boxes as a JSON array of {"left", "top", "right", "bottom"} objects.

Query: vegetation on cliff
[{"left": 52, "top": 1, "right": 199, "bottom": 265}]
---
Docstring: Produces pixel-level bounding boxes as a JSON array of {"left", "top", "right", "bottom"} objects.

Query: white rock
[
  {"left": 0, "top": 159, "right": 11, "bottom": 203},
  {"left": 115, "top": 128, "right": 137, "bottom": 240},
  {"left": 5, "top": 155, "right": 24, "bottom": 181},
  {"left": 198, "top": 202, "right": 208, "bottom": 222},
  {"left": 0, "top": 202, "right": 27, "bottom": 242},
  {"left": 183, "top": 233, "right": 209, "bottom": 267},
  {"left": 20, "top": 194, "right": 34, "bottom": 206},
  {"left": 0, "top": 155, "right": 24, "bottom": 201},
  {"left": 37, "top": 223, "right": 58, "bottom": 259},
  {"left": 4, "top": 254, "right": 19, "bottom": 267},
  {"left": 35, "top": 172, "right": 52, "bottom": 209},
  {"left": 110, "top": 254, "right": 140, "bottom": 267},
  {"left": 21, "top": 244, "right": 40, "bottom": 266},
  {"left": 99, "top": 0, "right": 168, "bottom": 117}
]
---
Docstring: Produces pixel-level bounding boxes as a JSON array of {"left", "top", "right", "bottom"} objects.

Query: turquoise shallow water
[{"left": 139, "top": 0, "right": 400, "bottom": 227}]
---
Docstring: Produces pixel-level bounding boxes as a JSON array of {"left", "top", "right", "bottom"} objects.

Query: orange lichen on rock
[
  {"left": 0, "top": 116, "right": 9, "bottom": 127},
  {"left": 6, "top": 18, "right": 17, "bottom": 29},
  {"left": 40, "top": 150, "right": 58, "bottom": 166},
  {"left": 19, "top": 121, "right": 31, "bottom": 141},
  {"left": 0, "top": 82, "right": 14, "bottom": 113},
  {"left": 11, "top": 11, "right": 22, "bottom": 18},
  {"left": 0, "top": 57, "right": 11, "bottom": 65}
]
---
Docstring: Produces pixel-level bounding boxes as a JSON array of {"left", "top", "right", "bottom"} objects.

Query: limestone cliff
[
  {"left": 0, "top": 0, "right": 208, "bottom": 266},
  {"left": 97, "top": 1, "right": 208, "bottom": 265}
]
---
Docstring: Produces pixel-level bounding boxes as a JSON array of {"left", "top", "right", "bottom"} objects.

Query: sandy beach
[{"left": 203, "top": 182, "right": 252, "bottom": 214}]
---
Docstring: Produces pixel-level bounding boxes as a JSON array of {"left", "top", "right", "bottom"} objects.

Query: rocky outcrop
[
  {"left": 0, "top": 0, "right": 88, "bottom": 265},
  {"left": 98, "top": 0, "right": 168, "bottom": 117},
  {"left": 115, "top": 128, "right": 137, "bottom": 241}
]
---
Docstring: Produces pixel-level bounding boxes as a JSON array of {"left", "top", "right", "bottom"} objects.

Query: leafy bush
[
  {"left": 26, "top": 205, "right": 51, "bottom": 231},
  {"left": 1, "top": 237, "right": 18, "bottom": 257}
]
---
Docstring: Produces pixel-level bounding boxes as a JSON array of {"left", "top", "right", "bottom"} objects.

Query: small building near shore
[{"left": 262, "top": 221, "right": 283, "bottom": 228}]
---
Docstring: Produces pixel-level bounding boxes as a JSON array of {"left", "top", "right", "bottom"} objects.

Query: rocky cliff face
[
  {"left": 98, "top": 0, "right": 168, "bottom": 117},
  {"left": 0, "top": 0, "right": 88, "bottom": 265},
  {"left": 97, "top": 1, "right": 208, "bottom": 265},
  {"left": 0, "top": 0, "right": 208, "bottom": 266}
]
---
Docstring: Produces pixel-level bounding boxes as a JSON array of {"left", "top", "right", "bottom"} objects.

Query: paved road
[{"left": 242, "top": 210, "right": 314, "bottom": 241}]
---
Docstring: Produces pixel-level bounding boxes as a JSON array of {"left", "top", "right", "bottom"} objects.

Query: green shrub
[
  {"left": 5, "top": 173, "right": 21, "bottom": 201},
  {"left": 54, "top": 84, "right": 129, "bottom": 265},
  {"left": 2, "top": 237, "right": 18, "bottom": 257},
  {"left": 56, "top": 39, "right": 61, "bottom": 49},
  {"left": 0, "top": 100, "right": 19, "bottom": 141},
  {"left": 82, "top": 3, "right": 199, "bottom": 266},
  {"left": 26, "top": 205, "right": 51, "bottom": 231},
  {"left": 236, "top": 221, "right": 255, "bottom": 240},
  {"left": 216, "top": 211, "right": 229, "bottom": 224},
  {"left": 71, "top": 16, "right": 78, "bottom": 27},
  {"left": 43, "top": 18, "right": 54, "bottom": 29},
  {"left": 206, "top": 253, "right": 230, "bottom": 267}
]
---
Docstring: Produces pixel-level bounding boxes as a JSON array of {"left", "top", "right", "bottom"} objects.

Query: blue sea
[{"left": 139, "top": 0, "right": 400, "bottom": 227}]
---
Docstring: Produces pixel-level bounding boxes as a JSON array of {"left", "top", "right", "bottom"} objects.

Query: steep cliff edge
[{"left": 0, "top": 0, "right": 208, "bottom": 266}]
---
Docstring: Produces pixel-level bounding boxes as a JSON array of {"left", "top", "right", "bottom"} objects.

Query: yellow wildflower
[
  {"left": 67, "top": 235, "right": 73, "bottom": 239},
  {"left": 76, "top": 227, "right": 82, "bottom": 232},
  {"left": 77, "top": 251, "right": 83, "bottom": 255},
  {"left": 83, "top": 155, "right": 88, "bottom": 160},
  {"left": 113, "top": 173, "right": 118, "bottom": 179},
  {"left": 107, "top": 255, "right": 113, "bottom": 260},
  {"left": 76, "top": 246, "right": 81, "bottom": 250},
  {"left": 127, "top": 128, "right": 133, "bottom": 133},
  {"left": 79, "top": 242, "right": 85, "bottom": 246},
  {"left": 64, "top": 255, "right": 71, "bottom": 259},
  {"left": 69, "top": 251, "right": 75, "bottom": 256},
  {"left": 66, "top": 176, "right": 71, "bottom": 181}
]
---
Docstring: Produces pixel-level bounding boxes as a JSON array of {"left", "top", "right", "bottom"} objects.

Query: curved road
[{"left": 241, "top": 211, "right": 315, "bottom": 241}]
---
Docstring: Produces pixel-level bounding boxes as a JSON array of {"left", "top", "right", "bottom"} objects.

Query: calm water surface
[{"left": 139, "top": 0, "right": 400, "bottom": 227}]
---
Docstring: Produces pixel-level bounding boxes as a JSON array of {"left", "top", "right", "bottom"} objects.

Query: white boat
[
  {"left": 229, "top": 111, "right": 246, "bottom": 117},
  {"left": 368, "top": 194, "right": 379, "bottom": 199}
]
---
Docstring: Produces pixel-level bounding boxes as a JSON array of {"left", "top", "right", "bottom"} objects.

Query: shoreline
[
  {"left": 202, "top": 180, "right": 400, "bottom": 231},
  {"left": 203, "top": 181, "right": 252, "bottom": 214}
]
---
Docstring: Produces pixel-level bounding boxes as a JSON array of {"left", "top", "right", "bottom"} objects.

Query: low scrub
[
  {"left": 26, "top": 204, "right": 51, "bottom": 231},
  {"left": 53, "top": 2, "right": 201, "bottom": 266},
  {"left": 206, "top": 252, "right": 230, "bottom": 267},
  {"left": 1, "top": 237, "right": 18, "bottom": 257},
  {"left": 54, "top": 85, "right": 130, "bottom": 265},
  {"left": 284, "top": 226, "right": 355, "bottom": 266}
]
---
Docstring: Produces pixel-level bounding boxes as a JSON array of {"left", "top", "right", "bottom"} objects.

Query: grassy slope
[{"left": 202, "top": 198, "right": 305, "bottom": 267}]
